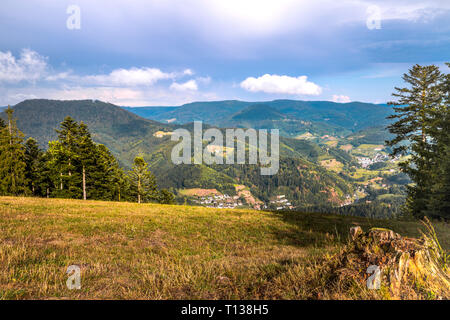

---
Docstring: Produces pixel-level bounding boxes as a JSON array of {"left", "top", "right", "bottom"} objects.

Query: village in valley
[{"left": 178, "top": 142, "right": 406, "bottom": 211}]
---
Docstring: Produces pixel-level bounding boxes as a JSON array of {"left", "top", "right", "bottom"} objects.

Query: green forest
[{"left": 0, "top": 112, "right": 174, "bottom": 204}]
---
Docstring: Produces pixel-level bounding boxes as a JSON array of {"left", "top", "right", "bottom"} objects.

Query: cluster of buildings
[
  {"left": 356, "top": 153, "right": 399, "bottom": 168},
  {"left": 269, "top": 195, "right": 294, "bottom": 210},
  {"left": 192, "top": 193, "right": 295, "bottom": 211},
  {"left": 193, "top": 194, "right": 243, "bottom": 209},
  {"left": 340, "top": 186, "right": 369, "bottom": 207}
]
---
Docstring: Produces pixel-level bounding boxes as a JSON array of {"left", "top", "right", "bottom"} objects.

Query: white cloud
[
  {"left": 196, "top": 76, "right": 211, "bottom": 85},
  {"left": 1, "top": 85, "right": 219, "bottom": 106},
  {"left": 46, "top": 71, "right": 72, "bottom": 81},
  {"left": 183, "top": 69, "right": 194, "bottom": 76},
  {"left": 170, "top": 80, "right": 198, "bottom": 91},
  {"left": 332, "top": 94, "right": 351, "bottom": 103},
  {"left": 84, "top": 67, "right": 174, "bottom": 86},
  {"left": 9, "top": 93, "right": 38, "bottom": 101},
  {"left": 240, "top": 74, "right": 322, "bottom": 95},
  {"left": 0, "top": 49, "right": 48, "bottom": 83}
]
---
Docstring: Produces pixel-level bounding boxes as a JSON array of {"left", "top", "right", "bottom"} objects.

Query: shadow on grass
[{"left": 267, "top": 209, "right": 450, "bottom": 250}]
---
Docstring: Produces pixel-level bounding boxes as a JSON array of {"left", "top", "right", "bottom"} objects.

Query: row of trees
[
  {"left": 387, "top": 63, "right": 449, "bottom": 219},
  {"left": 0, "top": 109, "right": 174, "bottom": 204}
]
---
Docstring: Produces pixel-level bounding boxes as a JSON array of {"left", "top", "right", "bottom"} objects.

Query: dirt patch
[{"left": 235, "top": 185, "right": 263, "bottom": 210}]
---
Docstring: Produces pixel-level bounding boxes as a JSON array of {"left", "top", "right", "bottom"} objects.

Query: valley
[{"left": 1, "top": 99, "right": 405, "bottom": 217}]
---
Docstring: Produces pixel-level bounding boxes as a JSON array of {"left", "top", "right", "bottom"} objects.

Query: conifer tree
[
  {"left": 386, "top": 64, "right": 444, "bottom": 217},
  {"left": 0, "top": 106, "right": 27, "bottom": 195},
  {"left": 24, "top": 137, "right": 43, "bottom": 195},
  {"left": 426, "top": 63, "right": 450, "bottom": 219},
  {"left": 129, "top": 156, "right": 158, "bottom": 203},
  {"left": 158, "top": 189, "right": 175, "bottom": 204},
  {"left": 77, "top": 122, "right": 96, "bottom": 200},
  {"left": 37, "top": 150, "right": 54, "bottom": 198},
  {"left": 51, "top": 117, "right": 82, "bottom": 198},
  {"left": 110, "top": 166, "right": 129, "bottom": 202},
  {"left": 46, "top": 140, "right": 66, "bottom": 196},
  {"left": 88, "top": 144, "right": 120, "bottom": 200}
]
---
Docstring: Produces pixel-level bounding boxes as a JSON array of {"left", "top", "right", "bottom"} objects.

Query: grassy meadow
[{"left": 0, "top": 196, "right": 449, "bottom": 300}]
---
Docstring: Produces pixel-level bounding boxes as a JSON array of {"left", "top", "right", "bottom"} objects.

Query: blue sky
[{"left": 0, "top": 0, "right": 449, "bottom": 106}]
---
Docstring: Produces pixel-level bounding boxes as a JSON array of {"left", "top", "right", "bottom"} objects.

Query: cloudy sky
[{"left": 0, "top": 0, "right": 449, "bottom": 106}]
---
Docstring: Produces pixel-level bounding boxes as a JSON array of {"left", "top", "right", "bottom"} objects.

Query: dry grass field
[{"left": 0, "top": 196, "right": 448, "bottom": 300}]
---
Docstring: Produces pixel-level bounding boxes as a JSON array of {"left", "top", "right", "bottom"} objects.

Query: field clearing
[
  {"left": 0, "top": 197, "right": 448, "bottom": 300},
  {"left": 320, "top": 159, "right": 344, "bottom": 172},
  {"left": 178, "top": 188, "right": 221, "bottom": 197}
]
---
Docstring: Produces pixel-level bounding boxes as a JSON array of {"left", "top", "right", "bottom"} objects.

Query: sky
[{"left": 0, "top": 0, "right": 449, "bottom": 106}]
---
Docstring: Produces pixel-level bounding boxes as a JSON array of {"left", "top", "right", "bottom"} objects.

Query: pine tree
[
  {"left": 36, "top": 150, "right": 54, "bottom": 198},
  {"left": 46, "top": 140, "right": 66, "bottom": 197},
  {"left": 158, "top": 189, "right": 175, "bottom": 204},
  {"left": 24, "top": 137, "right": 43, "bottom": 195},
  {"left": 112, "top": 167, "right": 130, "bottom": 202},
  {"left": 386, "top": 64, "right": 444, "bottom": 217},
  {"left": 129, "top": 156, "right": 158, "bottom": 203},
  {"left": 0, "top": 106, "right": 27, "bottom": 195},
  {"left": 88, "top": 144, "right": 120, "bottom": 200},
  {"left": 426, "top": 63, "right": 450, "bottom": 219},
  {"left": 77, "top": 122, "right": 96, "bottom": 200},
  {"left": 50, "top": 117, "right": 82, "bottom": 198},
  {"left": 46, "top": 118, "right": 126, "bottom": 201}
]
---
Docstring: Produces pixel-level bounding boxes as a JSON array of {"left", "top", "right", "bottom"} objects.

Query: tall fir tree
[
  {"left": 112, "top": 167, "right": 130, "bottom": 202},
  {"left": 77, "top": 122, "right": 96, "bottom": 200},
  {"left": 45, "top": 118, "right": 126, "bottom": 201},
  {"left": 129, "top": 156, "right": 158, "bottom": 203},
  {"left": 426, "top": 63, "right": 450, "bottom": 219},
  {"left": 0, "top": 106, "right": 27, "bottom": 195},
  {"left": 88, "top": 144, "right": 121, "bottom": 200},
  {"left": 387, "top": 64, "right": 446, "bottom": 218},
  {"left": 24, "top": 137, "right": 43, "bottom": 196},
  {"left": 36, "top": 150, "right": 55, "bottom": 198},
  {"left": 54, "top": 116, "right": 81, "bottom": 198}
]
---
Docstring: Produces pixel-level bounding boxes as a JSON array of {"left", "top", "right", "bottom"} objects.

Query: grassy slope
[{"left": 0, "top": 196, "right": 448, "bottom": 300}]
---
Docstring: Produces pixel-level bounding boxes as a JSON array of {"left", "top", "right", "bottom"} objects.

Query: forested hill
[
  {"left": 0, "top": 99, "right": 171, "bottom": 148},
  {"left": 124, "top": 99, "right": 393, "bottom": 132},
  {"left": 0, "top": 99, "right": 175, "bottom": 168}
]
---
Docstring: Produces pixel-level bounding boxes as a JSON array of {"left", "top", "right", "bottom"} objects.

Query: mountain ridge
[{"left": 123, "top": 99, "right": 393, "bottom": 141}]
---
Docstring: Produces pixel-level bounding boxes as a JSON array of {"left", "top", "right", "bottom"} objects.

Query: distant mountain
[
  {"left": 124, "top": 99, "right": 391, "bottom": 129},
  {"left": 122, "top": 106, "right": 178, "bottom": 119},
  {"left": 126, "top": 100, "right": 252, "bottom": 124},
  {"left": 265, "top": 100, "right": 392, "bottom": 131},
  {"left": 230, "top": 104, "right": 287, "bottom": 121},
  {"left": 0, "top": 106, "right": 6, "bottom": 112},
  {"left": 123, "top": 99, "right": 393, "bottom": 141}
]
